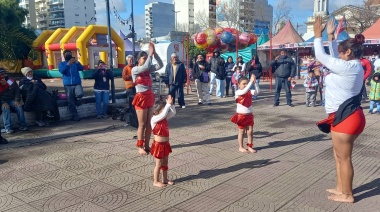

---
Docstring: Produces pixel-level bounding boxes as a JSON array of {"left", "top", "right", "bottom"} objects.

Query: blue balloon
[{"left": 221, "top": 31, "right": 233, "bottom": 44}]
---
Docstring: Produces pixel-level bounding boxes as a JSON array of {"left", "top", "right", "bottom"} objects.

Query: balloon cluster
[{"left": 192, "top": 27, "right": 257, "bottom": 53}]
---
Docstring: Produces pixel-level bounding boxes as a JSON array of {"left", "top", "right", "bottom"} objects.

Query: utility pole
[
  {"left": 172, "top": 10, "right": 180, "bottom": 31},
  {"left": 106, "top": 0, "right": 116, "bottom": 103}
]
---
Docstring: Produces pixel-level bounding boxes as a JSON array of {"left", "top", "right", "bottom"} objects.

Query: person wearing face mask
[
  {"left": 19, "top": 67, "right": 53, "bottom": 127},
  {"left": 58, "top": 50, "right": 84, "bottom": 121},
  {"left": 93, "top": 60, "right": 114, "bottom": 119},
  {"left": 270, "top": 49, "right": 296, "bottom": 107}
]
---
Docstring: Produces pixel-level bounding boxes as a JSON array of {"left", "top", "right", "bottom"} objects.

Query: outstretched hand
[
  {"left": 166, "top": 95, "right": 173, "bottom": 105},
  {"left": 148, "top": 42, "right": 155, "bottom": 56},
  {"left": 327, "top": 18, "right": 336, "bottom": 36},
  {"left": 313, "top": 16, "right": 325, "bottom": 38}
]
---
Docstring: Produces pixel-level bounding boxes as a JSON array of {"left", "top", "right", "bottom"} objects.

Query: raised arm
[
  {"left": 151, "top": 103, "right": 172, "bottom": 126},
  {"left": 314, "top": 38, "right": 350, "bottom": 75},
  {"left": 235, "top": 81, "right": 253, "bottom": 96},
  {"left": 152, "top": 53, "right": 164, "bottom": 71},
  {"left": 132, "top": 56, "right": 152, "bottom": 75},
  {"left": 166, "top": 105, "right": 176, "bottom": 120}
]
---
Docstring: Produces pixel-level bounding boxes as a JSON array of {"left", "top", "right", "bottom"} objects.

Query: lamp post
[
  {"left": 106, "top": 0, "right": 116, "bottom": 103},
  {"left": 131, "top": 0, "right": 136, "bottom": 59},
  {"left": 172, "top": 10, "right": 180, "bottom": 31}
]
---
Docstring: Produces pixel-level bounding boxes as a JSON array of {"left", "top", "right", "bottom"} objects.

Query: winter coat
[
  {"left": 191, "top": 60, "right": 210, "bottom": 81},
  {"left": 225, "top": 62, "right": 235, "bottom": 78},
  {"left": 303, "top": 76, "right": 319, "bottom": 93},
  {"left": 369, "top": 72, "right": 380, "bottom": 101},
  {"left": 1, "top": 78, "right": 21, "bottom": 102},
  {"left": 270, "top": 56, "right": 296, "bottom": 78},
  {"left": 92, "top": 69, "right": 114, "bottom": 90},
  {"left": 215, "top": 65, "right": 226, "bottom": 80},
  {"left": 58, "top": 61, "right": 84, "bottom": 86},
  {"left": 19, "top": 77, "right": 53, "bottom": 112},
  {"left": 209, "top": 56, "right": 220, "bottom": 73},
  {"left": 246, "top": 60, "right": 263, "bottom": 79}
]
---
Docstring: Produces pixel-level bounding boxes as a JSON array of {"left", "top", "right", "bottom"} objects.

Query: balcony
[
  {"left": 49, "top": 16, "right": 64, "bottom": 21},
  {"left": 48, "top": 0, "right": 63, "bottom": 5},
  {"left": 48, "top": 7, "right": 64, "bottom": 12},
  {"left": 36, "top": 17, "right": 47, "bottom": 22}
]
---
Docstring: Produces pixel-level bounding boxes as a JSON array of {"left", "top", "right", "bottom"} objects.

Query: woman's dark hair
[
  {"left": 238, "top": 76, "right": 248, "bottom": 84},
  {"left": 234, "top": 66, "right": 242, "bottom": 71},
  {"left": 238, "top": 56, "right": 244, "bottom": 64},
  {"left": 97, "top": 60, "right": 105, "bottom": 66},
  {"left": 338, "top": 34, "right": 365, "bottom": 59},
  {"left": 227, "top": 56, "right": 233, "bottom": 63},
  {"left": 252, "top": 55, "right": 259, "bottom": 63},
  {"left": 137, "top": 51, "right": 148, "bottom": 60}
]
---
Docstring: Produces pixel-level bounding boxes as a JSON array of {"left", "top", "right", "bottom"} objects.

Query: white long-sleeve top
[
  {"left": 233, "top": 63, "right": 246, "bottom": 74},
  {"left": 235, "top": 81, "right": 260, "bottom": 114},
  {"left": 150, "top": 103, "right": 176, "bottom": 129},
  {"left": 314, "top": 38, "right": 363, "bottom": 114}
]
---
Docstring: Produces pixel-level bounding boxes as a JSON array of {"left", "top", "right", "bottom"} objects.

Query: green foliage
[
  {"left": 183, "top": 39, "right": 207, "bottom": 60},
  {"left": 0, "top": 0, "right": 37, "bottom": 60}
]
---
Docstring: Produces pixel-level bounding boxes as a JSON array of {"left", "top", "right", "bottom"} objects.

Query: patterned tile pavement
[{"left": 0, "top": 81, "right": 379, "bottom": 212}]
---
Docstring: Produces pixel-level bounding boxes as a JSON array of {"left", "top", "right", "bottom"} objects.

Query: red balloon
[
  {"left": 249, "top": 33, "right": 257, "bottom": 44},
  {"left": 231, "top": 28, "right": 239, "bottom": 35},
  {"left": 224, "top": 28, "right": 233, "bottom": 33},
  {"left": 195, "top": 32, "right": 207, "bottom": 45},
  {"left": 206, "top": 45, "right": 218, "bottom": 53}
]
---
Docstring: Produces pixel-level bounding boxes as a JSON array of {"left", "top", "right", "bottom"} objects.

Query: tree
[
  {"left": 194, "top": 10, "right": 210, "bottom": 31},
  {"left": 342, "top": 1, "right": 380, "bottom": 34},
  {"left": 272, "top": 0, "right": 292, "bottom": 33},
  {"left": 0, "top": 0, "right": 37, "bottom": 60},
  {"left": 183, "top": 39, "right": 207, "bottom": 61},
  {"left": 216, "top": 0, "right": 240, "bottom": 29}
]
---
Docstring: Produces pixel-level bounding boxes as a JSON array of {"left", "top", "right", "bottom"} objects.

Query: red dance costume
[
  {"left": 132, "top": 71, "right": 155, "bottom": 110},
  {"left": 231, "top": 91, "right": 254, "bottom": 129},
  {"left": 150, "top": 104, "right": 176, "bottom": 159}
]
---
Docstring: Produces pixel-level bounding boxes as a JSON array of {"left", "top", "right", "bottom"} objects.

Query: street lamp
[
  {"left": 105, "top": 0, "right": 116, "bottom": 103},
  {"left": 172, "top": 10, "right": 180, "bottom": 31}
]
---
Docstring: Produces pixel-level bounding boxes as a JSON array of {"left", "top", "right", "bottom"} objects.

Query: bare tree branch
[
  {"left": 273, "top": 0, "right": 292, "bottom": 33},
  {"left": 194, "top": 9, "right": 210, "bottom": 30},
  {"left": 216, "top": 0, "right": 240, "bottom": 29}
]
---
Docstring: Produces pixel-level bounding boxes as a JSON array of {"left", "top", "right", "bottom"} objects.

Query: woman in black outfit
[
  {"left": 246, "top": 55, "right": 262, "bottom": 99},
  {"left": 225, "top": 56, "right": 235, "bottom": 97}
]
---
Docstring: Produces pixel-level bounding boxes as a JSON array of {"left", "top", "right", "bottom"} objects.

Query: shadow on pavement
[
  {"left": 255, "top": 134, "right": 328, "bottom": 151},
  {"left": 175, "top": 159, "right": 279, "bottom": 183},
  {"left": 0, "top": 160, "right": 8, "bottom": 164},
  {"left": 353, "top": 178, "right": 380, "bottom": 202},
  {"left": 171, "top": 135, "right": 237, "bottom": 149}
]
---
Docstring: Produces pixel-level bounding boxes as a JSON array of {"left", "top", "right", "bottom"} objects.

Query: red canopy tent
[
  {"left": 258, "top": 21, "right": 304, "bottom": 50},
  {"left": 362, "top": 18, "right": 380, "bottom": 43}
]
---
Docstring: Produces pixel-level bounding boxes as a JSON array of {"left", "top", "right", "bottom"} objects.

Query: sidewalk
[{"left": 0, "top": 82, "right": 379, "bottom": 212}]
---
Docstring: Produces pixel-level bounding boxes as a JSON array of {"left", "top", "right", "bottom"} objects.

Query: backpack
[{"left": 200, "top": 71, "right": 209, "bottom": 83}]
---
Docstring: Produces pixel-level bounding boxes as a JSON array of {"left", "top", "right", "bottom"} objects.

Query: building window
[
  {"left": 75, "top": 14, "right": 79, "bottom": 16},
  {"left": 75, "top": 21, "right": 80, "bottom": 24}
]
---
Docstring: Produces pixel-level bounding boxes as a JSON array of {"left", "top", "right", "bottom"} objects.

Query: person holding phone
[{"left": 58, "top": 50, "right": 84, "bottom": 121}]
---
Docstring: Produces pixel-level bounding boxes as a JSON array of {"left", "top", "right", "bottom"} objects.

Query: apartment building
[
  {"left": 174, "top": 0, "right": 216, "bottom": 33},
  {"left": 19, "top": 0, "right": 96, "bottom": 30},
  {"left": 145, "top": 2, "right": 175, "bottom": 39},
  {"left": 254, "top": 0, "right": 273, "bottom": 35}
]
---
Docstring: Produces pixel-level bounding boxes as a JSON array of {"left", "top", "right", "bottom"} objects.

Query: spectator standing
[
  {"left": 215, "top": 57, "right": 226, "bottom": 98},
  {"left": 225, "top": 56, "right": 235, "bottom": 97},
  {"left": 58, "top": 50, "right": 84, "bottom": 121},
  {"left": 0, "top": 67, "right": 10, "bottom": 144},
  {"left": 93, "top": 60, "right": 113, "bottom": 119},
  {"left": 164, "top": 53, "right": 187, "bottom": 108},
  {"left": 246, "top": 55, "right": 262, "bottom": 99},
  {"left": 360, "top": 57, "right": 372, "bottom": 100},
  {"left": 192, "top": 54, "right": 211, "bottom": 105},
  {"left": 270, "top": 49, "right": 296, "bottom": 107},
  {"left": 0, "top": 69, "right": 28, "bottom": 133},
  {"left": 303, "top": 70, "right": 319, "bottom": 107},
  {"left": 209, "top": 50, "right": 221, "bottom": 95}
]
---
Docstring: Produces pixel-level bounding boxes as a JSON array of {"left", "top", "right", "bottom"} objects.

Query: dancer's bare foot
[
  {"left": 239, "top": 147, "right": 249, "bottom": 153},
  {"left": 153, "top": 182, "right": 167, "bottom": 188},
  {"left": 247, "top": 147, "right": 257, "bottom": 153},
  {"left": 328, "top": 193, "right": 354, "bottom": 203},
  {"left": 164, "top": 180, "right": 175, "bottom": 185},
  {"left": 326, "top": 188, "right": 343, "bottom": 195},
  {"left": 138, "top": 148, "right": 148, "bottom": 155}
]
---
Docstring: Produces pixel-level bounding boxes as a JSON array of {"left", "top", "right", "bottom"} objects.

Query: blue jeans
[
  {"left": 369, "top": 100, "right": 380, "bottom": 113},
  {"left": 251, "top": 79, "right": 260, "bottom": 99},
  {"left": 209, "top": 72, "right": 216, "bottom": 94},
  {"left": 64, "top": 85, "right": 84, "bottom": 118},
  {"left": 169, "top": 84, "right": 185, "bottom": 106},
  {"left": 274, "top": 77, "right": 292, "bottom": 105},
  {"left": 94, "top": 91, "right": 110, "bottom": 116},
  {"left": 216, "top": 79, "right": 225, "bottom": 97},
  {"left": 2, "top": 100, "right": 26, "bottom": 130}
]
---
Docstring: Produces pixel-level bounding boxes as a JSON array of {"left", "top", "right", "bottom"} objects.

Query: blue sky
[{"left": 95, "top": 0, "right": 361, "bottom": 38}]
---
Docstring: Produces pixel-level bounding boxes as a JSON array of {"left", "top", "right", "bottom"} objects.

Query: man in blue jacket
[
  {"left": 165, "top": 53, "right": 187, "bottom": 108},
  {"left": 58, "top": 50, "right": 84, "bottom": 121}
]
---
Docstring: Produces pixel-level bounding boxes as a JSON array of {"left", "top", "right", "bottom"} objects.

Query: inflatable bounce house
[{"left": 32, "top": 25, "right": 125, "bottom": 78}]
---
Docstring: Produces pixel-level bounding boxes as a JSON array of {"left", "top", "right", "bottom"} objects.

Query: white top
[
  {"left": 314, "top": 38, "right": 363, "bottom": 114},
  {"left": 235, "top": 81, "right": 260, "bottom": 114},
  {"left": 132, "top": 55, "right": 163, "bottom": 93},
  {"left": 373, "top": 58, "right": 380, "bottom": 72},
  {"left": 233, "top": 63, "right": 246, "bottom": 74},
  {"left": 150, "top": 103, "right": 176, "bottom": 129}
]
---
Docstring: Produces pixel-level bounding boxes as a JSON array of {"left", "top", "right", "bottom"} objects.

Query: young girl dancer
[
  {"left": 150, "top": 95, "right": 176, "bottom": 187},
  {"left": 132, "top": 43, "right": 163, "bottom": 155},
  {"left": 230, "top": 74, "right": 260, "bottom": 153}
]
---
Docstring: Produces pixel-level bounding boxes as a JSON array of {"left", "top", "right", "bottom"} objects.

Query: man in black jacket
[
  {"left": 270, "top": 49, "right": 296, "bottom": 107},
  {"left": 165, "top": 53, "right": 187, "bottom": 108}
]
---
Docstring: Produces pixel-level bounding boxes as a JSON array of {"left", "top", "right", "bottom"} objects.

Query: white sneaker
[{"left": 181, "top": 106, "right": 186, "bottom": 109}]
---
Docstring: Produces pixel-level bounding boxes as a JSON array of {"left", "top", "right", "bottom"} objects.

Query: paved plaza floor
[{"left": 0, "top": 81, "right": 379, "bottom": 212}]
